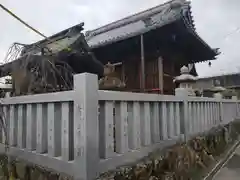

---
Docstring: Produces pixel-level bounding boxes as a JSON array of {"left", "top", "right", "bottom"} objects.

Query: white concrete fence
[{"left": 0, "top": 73, "right": 239, "bottom": 180}]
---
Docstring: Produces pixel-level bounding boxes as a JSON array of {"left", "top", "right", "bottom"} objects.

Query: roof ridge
[
  {"left": 85, "top": 0, "right": 187, "bottom": 38},
  {"left": 198, "top": 72, "right": 240, "bottom": 79}
]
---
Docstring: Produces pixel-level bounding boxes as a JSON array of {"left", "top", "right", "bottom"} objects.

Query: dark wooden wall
[{"left": 113, "top": 56, "right": 181, "bottom": 94}]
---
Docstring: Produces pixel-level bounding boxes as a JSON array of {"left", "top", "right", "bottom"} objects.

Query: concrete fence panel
[{"left": 0, "top": 73, "right": 239, "bottom": 180}]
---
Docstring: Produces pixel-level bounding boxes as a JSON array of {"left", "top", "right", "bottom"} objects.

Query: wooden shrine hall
[{"left": 86, "top": 0, "right": 219, "bottom": 94}]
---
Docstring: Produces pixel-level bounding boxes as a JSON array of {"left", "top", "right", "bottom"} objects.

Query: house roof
[
  {"left": 198, "top": 72, "right": 240, "bottom": 80},
  {"left": 86, "top": 0, "right": 197, "bottom": 48}
]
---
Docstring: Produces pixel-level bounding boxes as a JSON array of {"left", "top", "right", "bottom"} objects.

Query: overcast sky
[{"left": 0, "top": 0, "right": 240, "bottom": 77}]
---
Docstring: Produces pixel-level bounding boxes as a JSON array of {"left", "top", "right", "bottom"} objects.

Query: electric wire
[
  {"left": 0, "top": 4, "right": 46, "bottom": 38},
  {"left": 0, "top": 4, "right": 79, "bottom": 91}
]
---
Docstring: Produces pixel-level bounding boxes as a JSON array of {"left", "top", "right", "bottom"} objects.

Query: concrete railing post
[
  {"left": 211, "top": 80, "right": 226, "bottom": 125},
  {"left": 73, "top": 73, "right": 99, "bottom": 180},
  {"left": 231, "top": 96, "right": 237, "bottom": 101},
  {"left": 214, "top": 93, "right": 224, "bottom": 124},
  {"left": 175, "top": 89, "right": 189, "bottom": 141},
  {"left": 232, "top": 96, "right": 238, "bottom": 120}
]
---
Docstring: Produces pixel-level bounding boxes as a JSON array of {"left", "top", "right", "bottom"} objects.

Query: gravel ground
[{"left": 214, "top": 146, "right": 240, "bottom": 180}]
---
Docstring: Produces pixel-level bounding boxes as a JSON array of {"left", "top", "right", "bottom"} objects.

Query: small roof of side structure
[{"left": 86, "top": 0, "right": 219, "bottom": 60}]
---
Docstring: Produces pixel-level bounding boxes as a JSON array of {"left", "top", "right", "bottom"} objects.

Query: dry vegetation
[{"left": 98, "top": 121, "right": 240, "bottom": 180}]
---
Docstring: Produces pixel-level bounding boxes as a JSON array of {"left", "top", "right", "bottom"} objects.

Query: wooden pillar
[
  {"left": 158, "top": 57, "right": 164, "bottom": 94},
  {"left": 121, "top": 62, "right": 125, "bottom": 83},
  {"left": 140, "top": 34, "right": 145, "bottom": 92}
]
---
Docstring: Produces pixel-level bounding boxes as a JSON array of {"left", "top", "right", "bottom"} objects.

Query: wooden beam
[
  {"left": 140, "top": 35, "right": 145, "bottom": 91},
  {"left": 158, "top": 57, "right": 164, "bottom": 94},
  {"left": 112, "top": 62, "right": 122, "bottom": 66}
]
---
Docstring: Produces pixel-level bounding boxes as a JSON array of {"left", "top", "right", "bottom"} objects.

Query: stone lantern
[
  {"left": 211, "top": 79, "right": 226, "bottom": 99},
  {"left": 174, "top": 66, "right": 198, "bottom": 96}
]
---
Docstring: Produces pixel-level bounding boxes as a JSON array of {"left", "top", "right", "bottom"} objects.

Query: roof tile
[{"left": 86, "top": 0, "right": 188, "bottom": 48}]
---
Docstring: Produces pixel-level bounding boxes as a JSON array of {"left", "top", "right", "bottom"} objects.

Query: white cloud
[{"left": 0, "top": 0, "right": 240, "bottom": 77}]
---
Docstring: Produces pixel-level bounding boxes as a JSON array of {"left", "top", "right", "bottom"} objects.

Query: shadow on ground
[{"left": 225, "top": 154, "right": 240, "bottom": 170}]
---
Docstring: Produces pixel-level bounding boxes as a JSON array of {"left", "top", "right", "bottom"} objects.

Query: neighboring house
[
  {"left": 196, "top": 73, "right": 240, "bottom": 89},
  {"left": 0, "top": 83, "right": 12, "bottom": 98},
  {"left": 0, "top": 0, "right": 219, "bottom": 95},
  {"left": 196, "top": 73, "right": 240, "bottom": 99}
]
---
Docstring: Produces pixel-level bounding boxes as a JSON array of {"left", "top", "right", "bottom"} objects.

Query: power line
[
  {"left": 223, "top": 27, "right": 240, "bottom": 40},
  {"left": 0, "top": 4, "right": 47, "bottom": 38}
]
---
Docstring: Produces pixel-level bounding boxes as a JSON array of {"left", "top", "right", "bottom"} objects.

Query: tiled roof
[{"left": 86, "top": 0, "right": 192, "bottom": 48}]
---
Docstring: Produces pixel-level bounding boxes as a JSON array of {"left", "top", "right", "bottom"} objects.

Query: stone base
[
  {"left": 214, "top": 93, "right": 223, "bottom": 99},
  {"left": 175, "top": 88, "right": 195, "bottom": 97}
]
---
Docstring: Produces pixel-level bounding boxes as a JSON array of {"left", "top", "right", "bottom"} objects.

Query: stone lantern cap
[
  {"left": 211, "top": 86, "right": 226, "bottom": 93},
  {"left": 174, "top": 66, "right": 198, "bottom": 83}
]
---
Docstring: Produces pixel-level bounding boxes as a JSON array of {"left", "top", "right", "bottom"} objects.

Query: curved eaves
[{"left": 180, "top": 3, "right": 220, "bottom": 59}]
